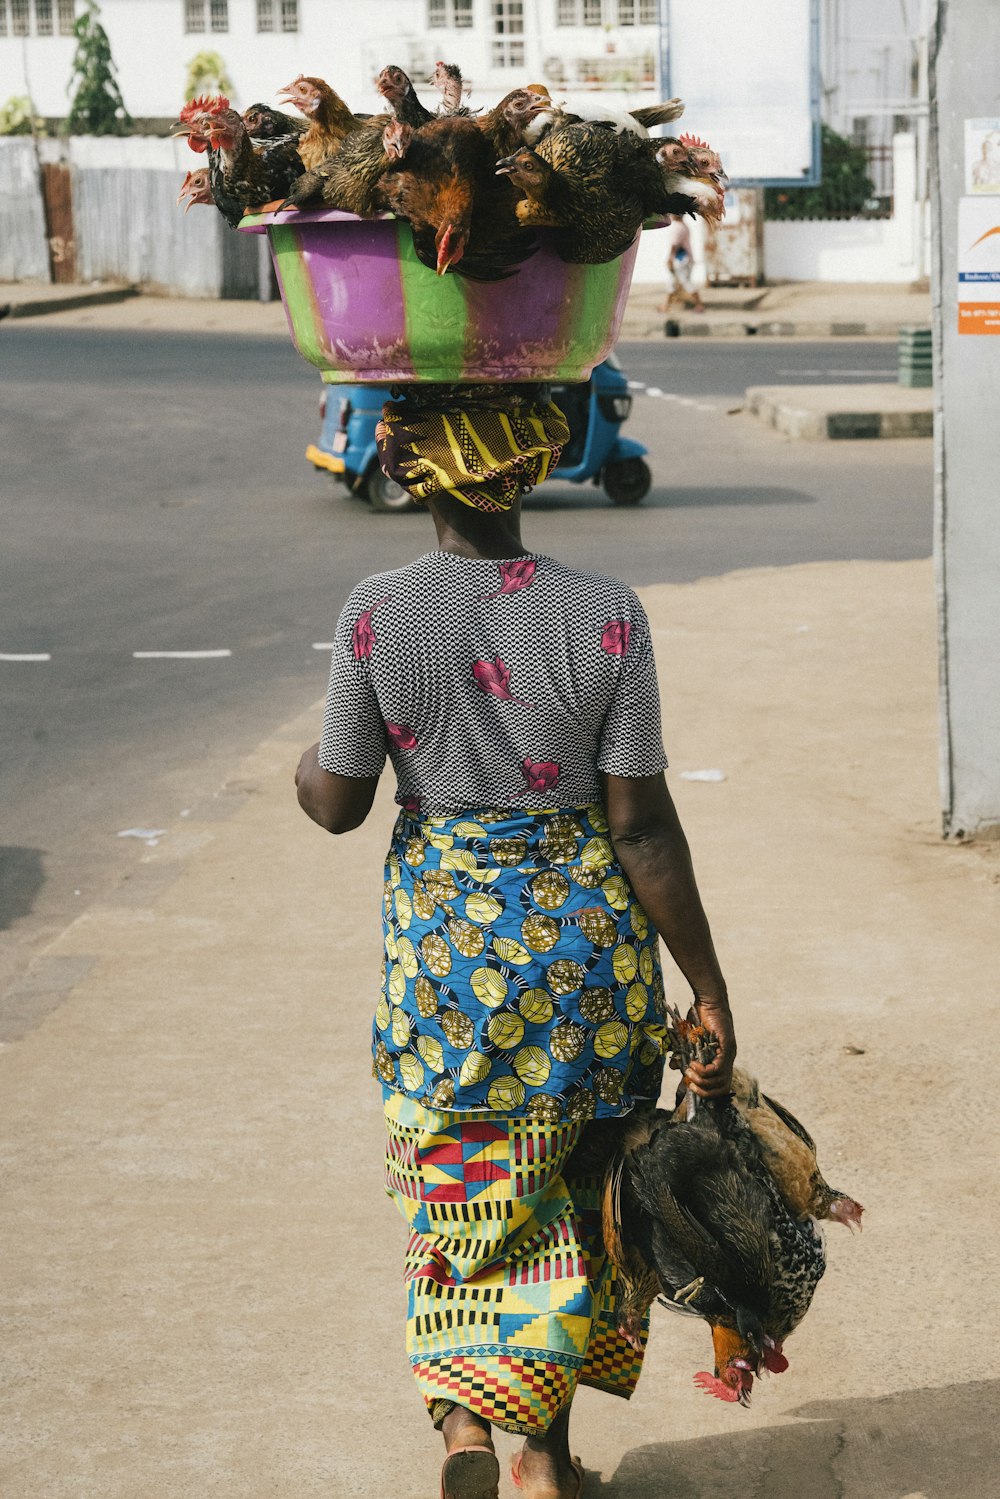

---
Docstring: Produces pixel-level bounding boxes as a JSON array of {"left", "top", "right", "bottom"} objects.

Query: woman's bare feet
[
  {"left": 440, "top": 1405, "right": 499, "bottom": 1499},
  {"left": 512, "top": 1406, "right": 582, "bottom": 1498}
]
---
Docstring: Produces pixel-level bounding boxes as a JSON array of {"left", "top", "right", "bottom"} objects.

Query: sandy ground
[{"left": 1, "top": 557, "right": 997, "bottom": 1499}]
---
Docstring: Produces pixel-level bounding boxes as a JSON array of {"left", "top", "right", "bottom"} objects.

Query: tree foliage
[
  {"left": 66, "top": 0, "right": 132, "bottom": 136},
  {"left": 0, "top": 95, "right": 40, "bottom": 136},
  {"left": 184, "top": 50, "right": 235, "bottom": 104},
  {"left": 765, "top": 125, "right": 876, "bottom": 220}
]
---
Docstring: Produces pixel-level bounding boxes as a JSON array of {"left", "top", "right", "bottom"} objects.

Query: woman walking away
[{"left": 296, "top": 391, "right": 735, "bottom": 1499}]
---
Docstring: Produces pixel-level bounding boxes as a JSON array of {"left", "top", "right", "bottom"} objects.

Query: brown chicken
[
  {"left": 176, "top": 166, "right": 213, "bottom": 212},
  {"left": 476, "top": 87, "right": 548, "bottom": 159},
  {"left": 379, "top": 115, "right": 536, "bottom": 280},
  {"left": 280, "top": 118, "right": 407, "bottom": 216},
  {"left": 377, "top": 65, "right": 436, "bottom": 127},
  {"left": 522, "top": 84, "right": 686, "bottom": 146},
  {"left": 277, "top": 74, "right": 365, "bottom": 169}
]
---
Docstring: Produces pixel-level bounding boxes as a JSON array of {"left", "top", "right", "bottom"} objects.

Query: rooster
[
  {"left": 174, "top": 95, "right": 245, "bottom": 227},
  {"left": 196, "top": 103, "right": 304, "bottom": 218},
  {"left": 277, "top": 74, "right": 366, "bottom": 169},
  {"left": 377, "top": 64, "right": 436, "bottom": 127},
  {"left": 598, "top": 1007, "right": 859, "bottom": 1405},
  {"left": 379, "top": 115, "right": 536, "bottom": 281}
]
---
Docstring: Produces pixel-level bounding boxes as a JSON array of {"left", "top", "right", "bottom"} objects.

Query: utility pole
[{"left": 930, "top": 0, "right": 1000, "bottom": 837}]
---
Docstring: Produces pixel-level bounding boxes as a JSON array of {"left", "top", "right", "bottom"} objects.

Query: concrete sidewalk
[
  {"left": 2, "top": 559, "right": 997, "bottom": 1499},
  {"left": 2, "top": 277, "right": 930, "bottom": 340}
]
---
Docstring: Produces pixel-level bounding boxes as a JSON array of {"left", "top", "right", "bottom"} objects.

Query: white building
[{"left": 0, "top": 0, "right": 660, "bottom": 125}]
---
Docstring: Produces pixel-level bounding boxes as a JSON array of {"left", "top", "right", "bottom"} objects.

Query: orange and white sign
[{"left": 958, "top": 197, "right": 1000, "bottom": 334}]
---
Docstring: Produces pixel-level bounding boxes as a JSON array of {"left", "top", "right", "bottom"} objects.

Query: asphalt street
[{"left": 0, "top": 325, "right": 931, "bottom": 996}]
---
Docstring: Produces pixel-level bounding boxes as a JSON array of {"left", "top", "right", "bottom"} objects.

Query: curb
[
  {"left": 745, "top": 386, "right": 933, "bottom": 440},
  {"left": 621, "top": 316, "right": 914, "bottom": 341},
  {"left": 1, "top": 286, "right": 140, "bottom": 320}
]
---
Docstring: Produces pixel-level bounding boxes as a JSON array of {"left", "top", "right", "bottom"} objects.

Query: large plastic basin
[{"left": 239, "top": 208, "right": 644, "bottom": 384}]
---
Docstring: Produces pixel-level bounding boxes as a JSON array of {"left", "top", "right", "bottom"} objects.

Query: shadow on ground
[
  {"left": 528, "top": 487, "right": 816, "bottom": 512},
  {"left": 590, "top": 1381, "right": 999, "bottom": 1499},
  {"left": 0, "top": 846, "right": 46, "bottom": 931}
]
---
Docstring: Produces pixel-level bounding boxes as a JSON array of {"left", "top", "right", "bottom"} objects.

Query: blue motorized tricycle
[{"left": 306, "top": 353, "right": 652, "bottom": 512}]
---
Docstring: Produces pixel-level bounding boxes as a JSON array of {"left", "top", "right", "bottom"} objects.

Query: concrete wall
[
  {"left": 930, "top": 0, "right": 1000, "bottom": 835},
  {"left": 0, "top": 138, "right": 50, "bottom": 281}
]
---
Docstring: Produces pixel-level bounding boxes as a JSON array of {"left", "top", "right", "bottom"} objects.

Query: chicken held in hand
[{"left": 277, "top": 74, "right": 365, "bottom": 169}]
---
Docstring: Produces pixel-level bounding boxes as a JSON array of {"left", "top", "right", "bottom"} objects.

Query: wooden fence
[{"left": 1, "top": 135, "right": 267, "bottom": 298}]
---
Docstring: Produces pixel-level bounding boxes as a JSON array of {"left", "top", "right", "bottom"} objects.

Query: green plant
[
  {"left": 184, "top": 50, "right": 234, "bottom": 104},
  {"left": 0, "top": 95, "right": 40, "bottom": 136},
  {"left": 765, "top": 125, "right": 876, "bottom": 220},
  {"left": 66, "top": 0, "right": 132, "bottom": 135}
]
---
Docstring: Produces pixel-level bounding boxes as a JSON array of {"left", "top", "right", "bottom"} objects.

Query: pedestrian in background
[
  {"left": 659, "top": 214, "right": 705, "bottom": 314},
  {"left": 295, "top": 398, "right": 734, "bottom": 1499}
]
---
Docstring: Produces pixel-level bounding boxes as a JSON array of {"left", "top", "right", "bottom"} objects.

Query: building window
[
  {"left": 492, "top": 0, "right": 523, "bottom": 66},
  {"left": 186, "top": 0, "right": 228, "bottom": 32},
  {"left": 11, "top": 0, "right": 30, "bottom": 34},
  {"left": 35, "top": 0, "right": 52, "bottom": 33},
  {"left": 428, "top": 0, "right": 472, "bottom": 26},
  {"left": 0, "top": 3, "right": 7, "bottom": 36},
  {"left": 637, "top": 0, "right": 656, "bottom": 21},
  {"left": 57, "top": 0, "right": 74, "bottom": 30},
  {"left": 257, "top": 0, "right": 297, "bottom": 28}
]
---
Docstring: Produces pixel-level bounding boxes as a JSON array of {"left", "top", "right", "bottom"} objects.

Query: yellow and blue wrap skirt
[
  {"left": 384, "top": 1092, "right": 649, "bottom": 1435},
  {"left": 374, "top": 805, "right": 668, "bottom": 1121}
]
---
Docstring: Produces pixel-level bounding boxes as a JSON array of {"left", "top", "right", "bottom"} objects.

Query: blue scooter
[{"left": 306, "top": 353, "right": 652, "bottom": 512}]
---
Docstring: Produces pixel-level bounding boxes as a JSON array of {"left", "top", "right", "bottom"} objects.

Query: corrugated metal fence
[{"left": 1, "top": 135, "right": 266, "bottom": 298}]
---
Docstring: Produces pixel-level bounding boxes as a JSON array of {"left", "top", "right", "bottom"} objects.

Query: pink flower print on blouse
[
  {"left": 472, "top": 657, "right": 535, "bottom": 708},
  {"left": 351, "top": 596, "right": 390, "bottom": 661},
  {"left": 522, "top": 757, "right": 560, "bottom": 792},
  {"left": 386, "top": 722, "right": 418, "bottom": 751},
  {"left": 480, "top": 558, "right": 537, "bottom": 601},
  {"left": 601, "top": 620, "right": 632, "bottom": 656}
]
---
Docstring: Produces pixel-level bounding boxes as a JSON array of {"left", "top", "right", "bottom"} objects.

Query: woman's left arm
[{"left": 295, "top": 742, "right": 380, "bottom": 833}]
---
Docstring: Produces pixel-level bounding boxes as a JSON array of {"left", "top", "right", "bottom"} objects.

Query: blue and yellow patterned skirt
[
  {"left": 374, "top": 804, "right": 668, "bottom": 1121},
  {"left": 384, "top": 1092, "right": 649, "bottom": 1435}
]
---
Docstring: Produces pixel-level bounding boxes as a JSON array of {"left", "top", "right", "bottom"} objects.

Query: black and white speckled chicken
[
  {"left": 496, "top": 121, "right": 700, "bottom": 263},
  {"left": 241, "top": 101, "right": 306, "bottom": 141},
  {"left": 521, "top": 84, "right": 686, "bottom": 146},
  {"left": 599, "top": 1007, "right": 840, "bottom": 1405},
  {"left": 175, "top": 95, "right": 303, "bottom": 227}
]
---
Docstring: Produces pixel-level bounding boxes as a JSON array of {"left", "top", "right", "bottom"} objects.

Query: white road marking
[
  {"left": 645, "top": 385, "right": 663, "bottom": 396},
  {"left": 312, "top": 642, "right": 335, "bottom": 651},
  {"left": 132, "top": 649, "right": 232, "bottom": 659},
  {"left": 776, "top": 368, "right": 896, "bottom": 377},
  {"left": 0, "top": 652, "right": 51, "bottom": 661}
]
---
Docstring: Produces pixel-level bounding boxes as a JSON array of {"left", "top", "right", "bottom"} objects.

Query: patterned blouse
[{"left": 319, "top": 551, "right": 667, "bottom": 810}]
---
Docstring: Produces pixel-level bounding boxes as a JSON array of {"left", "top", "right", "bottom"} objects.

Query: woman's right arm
[{"left": 604, "top": 770, "right": 736, "bottom": 1097}]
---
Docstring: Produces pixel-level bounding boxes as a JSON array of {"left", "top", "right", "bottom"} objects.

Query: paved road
[{"left": 0, "top": 326, "right": 931, "bottom": 991}]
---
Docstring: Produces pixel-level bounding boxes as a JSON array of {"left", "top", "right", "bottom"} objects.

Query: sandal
[
  {"left": 441, "top": 1445, "right": 500, "bottom": 1499},
  {"left": 511, "top": 1451, "right": 585, "bottom": 1497}
]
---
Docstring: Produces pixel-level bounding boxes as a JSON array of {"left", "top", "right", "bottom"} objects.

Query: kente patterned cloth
[
  {"left": 374, "top": 804, "right": 668, "bottom": 1122},
  {"left": 384, "top": 1091, "right": 649, "bottom": 1435},
  {"left": 375, "top": 384, "right": 570, "bottom": 512}
]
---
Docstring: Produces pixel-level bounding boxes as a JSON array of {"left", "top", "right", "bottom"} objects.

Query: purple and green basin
[{"left": 239, "top": 208, "right": 641, "bottom": 384}]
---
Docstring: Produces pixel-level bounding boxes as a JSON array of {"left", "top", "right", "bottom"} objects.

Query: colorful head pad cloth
[{"left": 376, "top": 384, "right": 570, "bottom": 513}]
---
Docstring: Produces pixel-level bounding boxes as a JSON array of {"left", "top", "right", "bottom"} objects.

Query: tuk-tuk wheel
[
  {"left": 365, "top": 463, "right": 415, "bottom": 512},
  {"left": 603, "top": 457, "right": 652, "bottom": 506}
]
